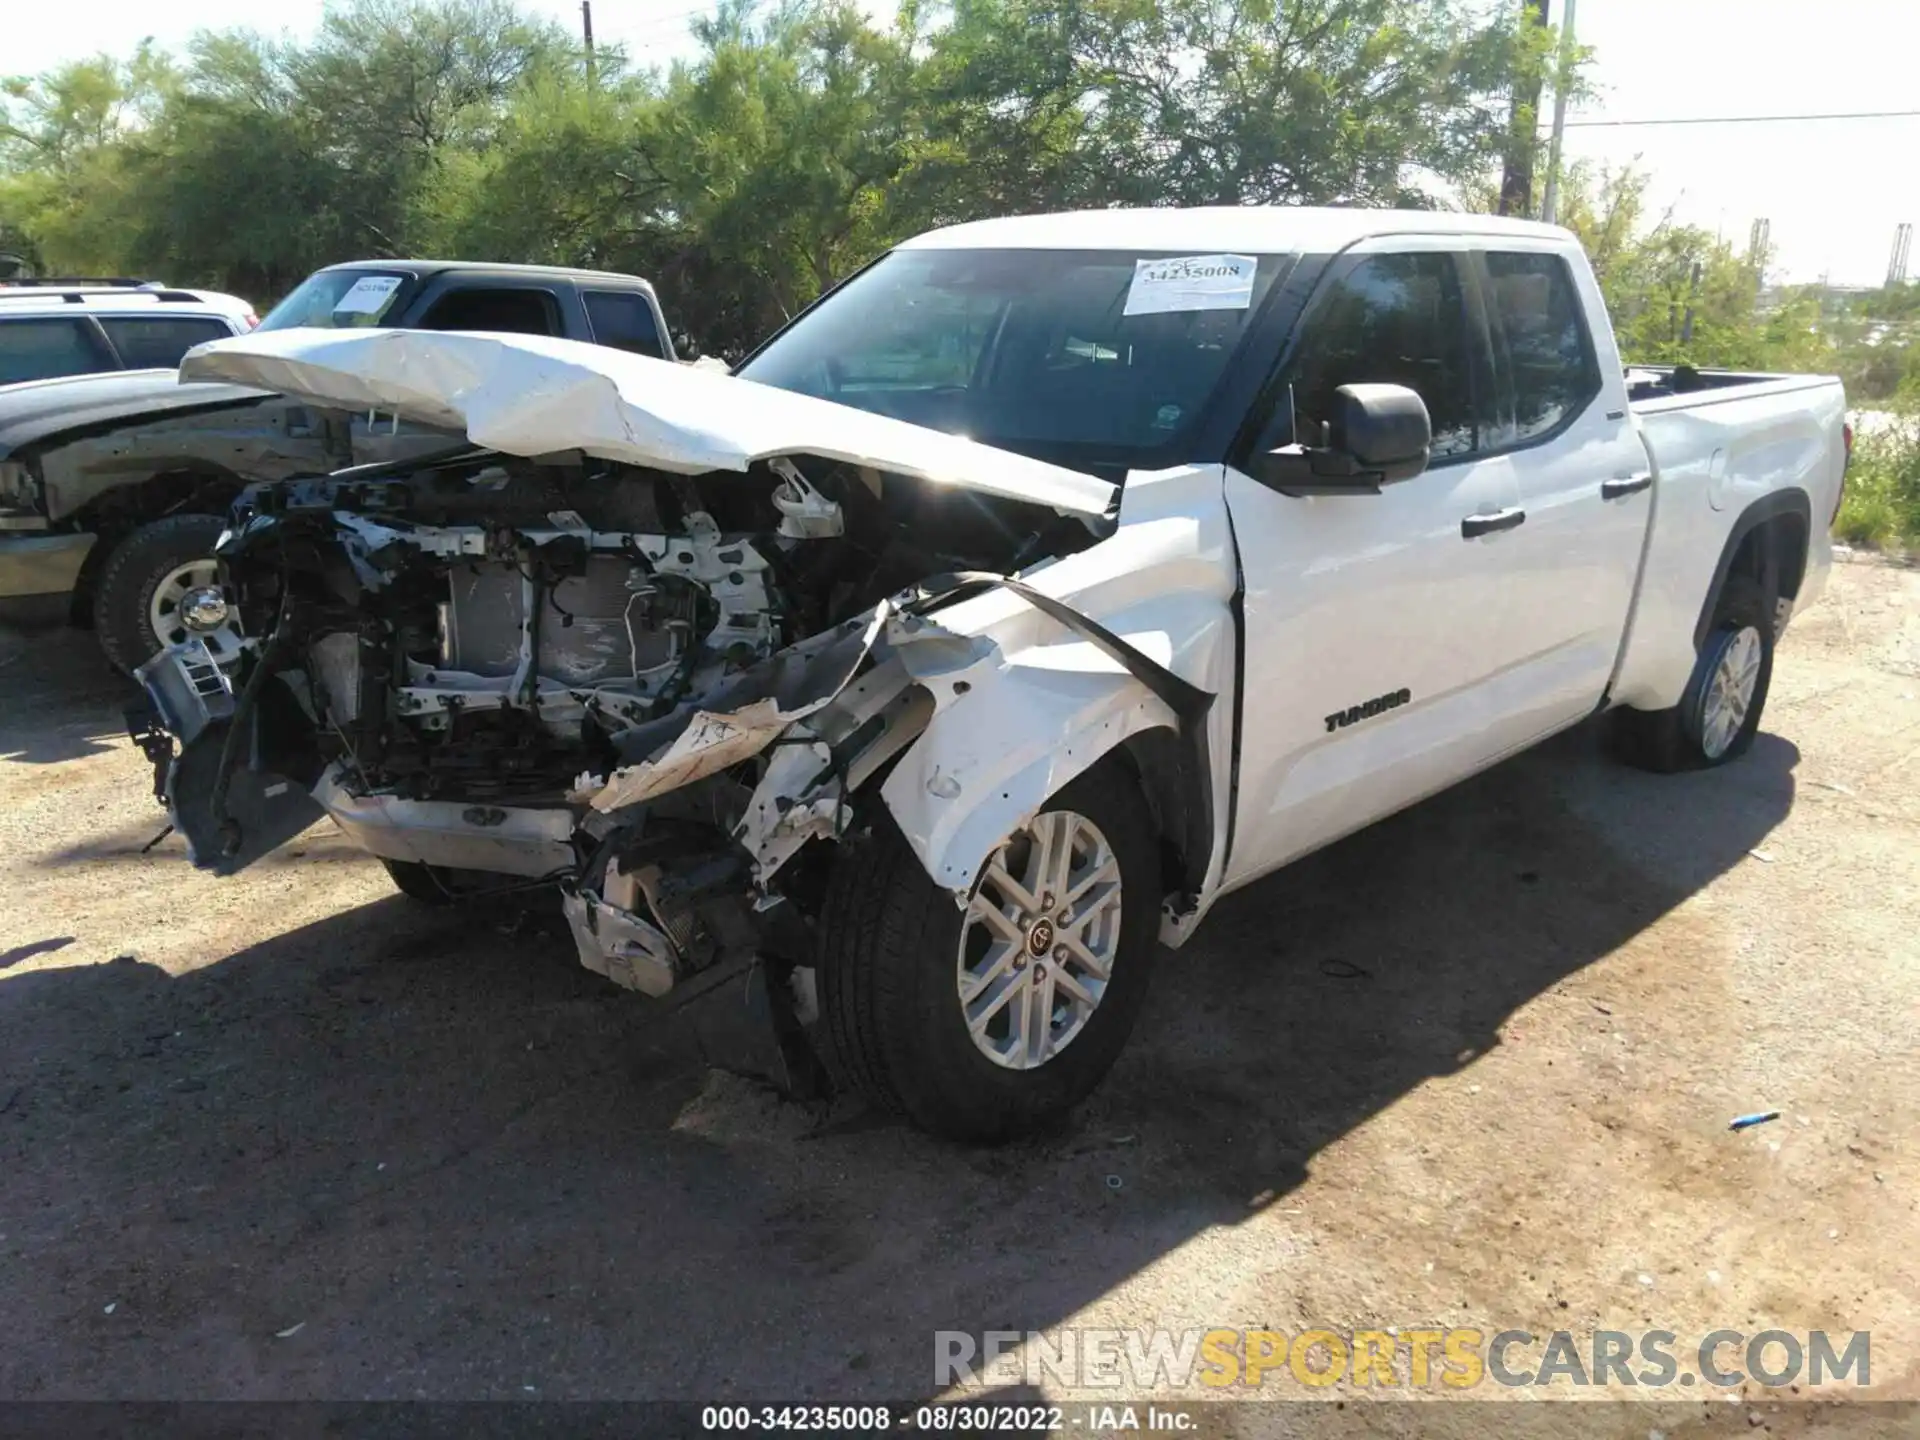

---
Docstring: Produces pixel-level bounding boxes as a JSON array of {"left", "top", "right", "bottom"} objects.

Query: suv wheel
[{"left": 92, "top": 513, "right": 239, "bottom": 674}]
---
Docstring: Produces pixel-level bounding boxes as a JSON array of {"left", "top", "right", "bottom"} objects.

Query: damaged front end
[{"left": 128, "top": 444, "right": 1101, "bottom": 1024}]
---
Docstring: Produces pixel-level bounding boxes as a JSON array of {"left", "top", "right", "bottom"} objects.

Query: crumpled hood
[{"left": 179, "top": 328, "right": 1118, "bottom": 517}]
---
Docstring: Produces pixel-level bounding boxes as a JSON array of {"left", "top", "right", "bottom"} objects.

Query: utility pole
[
  {"left": 581, "top": 0, "right": 597, "bottom": 85},
  {"left": 1497, "top": 0, "right": 1551, "bottom": 216},
  {"left": 1539, "top": 0, "right": 1578, "bottom": 224},
  {"left": 1889, "top": 223, "right": 1914, "bottom": 286},
  {"left": 1749, "top": 218, "right": 1771, "bottom": 303},
  {"left": 1680, "top": 261, "right": 1701, "bottom": 346}
]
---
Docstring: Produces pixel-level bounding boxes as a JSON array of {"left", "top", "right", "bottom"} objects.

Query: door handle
[
  {"left": 1461, "top": 507, "right": 1526, "bottom": 539},
  {"left": 1602, "top": 473, "right": 1654, "bottom": 500}
]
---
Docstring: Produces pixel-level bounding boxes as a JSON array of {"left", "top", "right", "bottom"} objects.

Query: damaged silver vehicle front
[{"left": 130, "top": 260, "right": 1250, "bottom": 1140}]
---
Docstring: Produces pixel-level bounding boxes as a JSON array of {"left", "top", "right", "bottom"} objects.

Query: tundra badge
[{"left": 1325, "top": 688, "right": 1411, "bottom": 732}]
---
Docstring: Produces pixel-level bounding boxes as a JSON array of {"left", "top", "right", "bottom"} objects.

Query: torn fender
[{"left": 874, "top": 464, "right": 1241, "bottom": 911}]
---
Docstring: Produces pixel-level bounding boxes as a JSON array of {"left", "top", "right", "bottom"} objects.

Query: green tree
[
  {"left": 1, "top": 0, "right": 1594, "bottom": 350},
  {"left": 916, "top": 0, "right": 1550, "bottom": 211}
]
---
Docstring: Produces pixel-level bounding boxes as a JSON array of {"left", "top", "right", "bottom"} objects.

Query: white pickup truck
[{"left": 135, "top": 208, "right": 1849, "bottom": 1142}]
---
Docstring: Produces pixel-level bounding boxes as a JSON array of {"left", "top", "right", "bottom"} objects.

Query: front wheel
[
  {"left": 814, "top": 764, "right": 1161, "bottom": 1143},
  {"left": 380, "top": 858, "right": 536, "bottom": 905},
  {"left": 1611, "top": 574, "right": 1776, "bottom": 772}
]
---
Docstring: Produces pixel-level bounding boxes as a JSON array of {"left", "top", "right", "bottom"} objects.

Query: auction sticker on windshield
[
  {"left": 332, "top": 274, "right": 404, "bottom": 318},
  {"left": 1123, "top": 254, "right": 1257, "bottom": 316}
]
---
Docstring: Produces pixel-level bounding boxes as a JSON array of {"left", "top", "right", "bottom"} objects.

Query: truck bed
[
  {"left": 1605, "top": 365, "right": 1847, "bottom": 717},
  {"left": 1626, "top": 364, "right": 1840, "bottom": 411}
]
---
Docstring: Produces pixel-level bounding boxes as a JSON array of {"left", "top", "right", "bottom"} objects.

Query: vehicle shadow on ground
[
  {"left": 0, "top": 634, "right": 1799, "bottom": 1399},
  {"left": 0, "top": 624, "right": 136, "bottom": 764}
]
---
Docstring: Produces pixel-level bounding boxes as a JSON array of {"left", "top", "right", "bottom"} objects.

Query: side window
[
  {"left": 0, "top": 317, "right": 116, "bottom": 385},
  {"left": 99, "top": 317, "right": 236, "bottom": 369},
  {"left": 1483, "top": 251, "right": 1600, "bottom": 443},
  {"left": 583, "top": 290, "right": 664, "bottom": 358},
  {"left": 1275, "top": 252, "right": 1479, "bottom": 461},
  {"left": 417, "top": 287, "right": 561, "bottom": 336}
]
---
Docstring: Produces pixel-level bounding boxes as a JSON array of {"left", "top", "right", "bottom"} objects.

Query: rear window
[
  {"left": 583, "top": 290, "right": 665, "bottom": 358},
  {"left": 1483, "top": 251, "right": 1602, "bottom": 444},
  {"left": 100, "top": 316, "right": 236, "bottom": 368},
  {"left": 256, "top": 270, "right": 414, "bottom": 331},
  {"left": 0, "top": 317, "right": 116, "bottom": 385}
]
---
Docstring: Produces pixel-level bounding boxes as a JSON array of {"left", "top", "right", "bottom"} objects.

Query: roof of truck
[
  {"left": 312, "top": 259, "right": 658, "bottom": 289},
  {"left": 901, "top": 206, "right": 1574, "bottom": 253}
]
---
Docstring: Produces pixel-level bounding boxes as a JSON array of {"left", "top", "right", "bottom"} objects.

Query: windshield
[
  {"left": 256, "top": 269, "right": 414, "bottom": 332},
  {"left": 737, "top": 247, "right": 1289, "bottom": 471}
]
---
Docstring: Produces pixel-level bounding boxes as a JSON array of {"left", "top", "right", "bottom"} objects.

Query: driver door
[{"left": 1219, "top": 242, "right": 1533, "bottom": 893}]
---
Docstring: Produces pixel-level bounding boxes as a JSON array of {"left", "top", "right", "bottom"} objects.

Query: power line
[{"left": 1561, "top": 109, "right": 1920, "bottom": 129}]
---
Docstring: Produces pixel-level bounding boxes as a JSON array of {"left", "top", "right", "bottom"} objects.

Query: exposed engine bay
[{"left": 129, "top": 444, "right": 1111, "bottom": 1054}]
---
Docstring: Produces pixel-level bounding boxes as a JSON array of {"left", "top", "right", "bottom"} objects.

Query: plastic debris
[
  {"left": 276, "top": 1322, "right": 305, "bottom": 1338},
  {"left": 1105, "top": 1174, "right": 1124, "bottom": 1191},
  {"left": 1746, "top": 848, "right": 1775, "bottom": 863},
  {"left": 1728, "top": 1110, "right": 1781, "bottom": 1131},
  {"left": 103, "top": 1303, "right": 116, "bottom": 1315}
]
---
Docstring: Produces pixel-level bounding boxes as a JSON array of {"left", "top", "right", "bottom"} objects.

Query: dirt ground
[{"left": 1, "top": 558, "right": 1916, "bottom": 1419}]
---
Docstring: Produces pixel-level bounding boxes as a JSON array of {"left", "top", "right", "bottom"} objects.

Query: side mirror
[{"left": 1250, "top": 383, "right": 1432, "bottom": 496}]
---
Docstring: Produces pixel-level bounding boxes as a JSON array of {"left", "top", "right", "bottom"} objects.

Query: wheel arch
[
  {"left": 67, "top": 466, "right": 245, "bottom": 624},
  {"left": 1692, "top": 488, "right": 1811, "bottom": 651},
  {"left": 877, "top": 675, "right": 1216, "bottom": 907}
]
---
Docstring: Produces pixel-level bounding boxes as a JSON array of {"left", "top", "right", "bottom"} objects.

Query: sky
[{"left": 5, "top": 0, "right": 1916, "bottom": 286}]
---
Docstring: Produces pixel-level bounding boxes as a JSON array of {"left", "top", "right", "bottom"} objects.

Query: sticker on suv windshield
[
  {"left": 332, "top": 274, "right": 403, "bottom": 318},
  {"left": 1123, "top": 255, "right": 1257, "bottom": 316}
]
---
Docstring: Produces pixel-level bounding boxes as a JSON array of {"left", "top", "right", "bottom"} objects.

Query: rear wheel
[
  {"left": 1611, "top": 575, "right": 1776, "bottom": 772},
  {"left": 815, "top": 764, "right": 1160, "bottom": 1143},
  {"left": 91, "top": 513, "right": 239, "bottom": 674}
]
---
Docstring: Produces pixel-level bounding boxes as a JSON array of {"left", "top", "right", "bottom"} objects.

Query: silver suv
[{"left": 0, "top": 278, "right": 255, "bottom": 386}]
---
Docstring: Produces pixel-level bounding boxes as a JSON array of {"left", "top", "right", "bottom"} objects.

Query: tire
[
  {"left": 814, "top": 763, "right": 1161, "bottom": 1143},
  {"left": 380, "top": 858, "right": 528, "bottom": 905},
  {"left": 91, "top": 513, "right": 233, "bottom": 674},
  {"left": 1610, "top": 574, "right": 1776, "bottom": 773}
]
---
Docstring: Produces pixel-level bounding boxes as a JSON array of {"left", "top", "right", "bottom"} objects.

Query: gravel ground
[{"left": 1, "top": 559, "right": 1916, "bottom": 1415}]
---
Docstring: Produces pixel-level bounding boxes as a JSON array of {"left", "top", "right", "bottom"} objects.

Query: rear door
[
  {"left": 1221, "top": 240, "right": 1535, "bottom": 891},
  {"left": 1472, "top": 245, "right": 1647, "bottom": 733}
]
